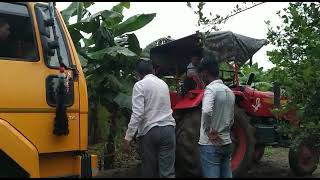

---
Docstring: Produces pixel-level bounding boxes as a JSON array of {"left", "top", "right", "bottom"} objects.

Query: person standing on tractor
[
  {"left": 123, "top": 60, "right": 176, "bottom": 178},
  {"left": 186, "top": 56, "right": 201, "bottom": 77},
  {"left": 183, "top": 56, "right": 204, "bottom": 92},
  {"left": 197, "top": 56, "right": 235, "bottom": 178}
]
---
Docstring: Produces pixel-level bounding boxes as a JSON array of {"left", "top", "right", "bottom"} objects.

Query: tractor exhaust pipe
[{"left": 273, "top": 82, "right": 280, "bottom": 108}]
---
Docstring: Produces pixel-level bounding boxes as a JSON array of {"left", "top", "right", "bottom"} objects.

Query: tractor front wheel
[
  {"left": 231, "top": 106, "right": 255, "bottom": 177},
  {"left": 289, "top": 141, "right": 319, "bottom": 177},
  {"left": 252, "top": 144, "right": 265, "bottom": 163}
]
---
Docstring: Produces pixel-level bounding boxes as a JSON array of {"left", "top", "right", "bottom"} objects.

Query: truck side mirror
[
  {"left": 46, "top": 75, "right": 74, "bottom": 107},
  {"left": 247, "top": 72, "right": 255, "bottom": 85},
  {"left": 35, "top": 6, "right": 57, "bottom": 57},
  {"left": 35, "top": 7, "right": 50, "bottom": 37},
  {"left": 41, "top": 36, "right": 55, "bottom": 56}
]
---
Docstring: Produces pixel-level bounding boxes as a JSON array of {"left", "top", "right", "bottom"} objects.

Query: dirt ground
[
  {"left": 245, "top": 147, "right": 320, "bottom": 178},
  {"left": 95, "top": 147, "right": 320, "bottom": 178}
]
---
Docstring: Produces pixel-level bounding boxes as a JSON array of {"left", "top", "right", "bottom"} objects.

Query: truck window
[
  {"left": 36, "top": 4, "right": 71, "bottom": 68},
  {"left": 0, "top": 2, "right": 38, "bottom": 61}
]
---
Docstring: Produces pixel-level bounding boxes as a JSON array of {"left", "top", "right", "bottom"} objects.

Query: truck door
[{"left": 0, "top": 2, "right": 80, "bottom": 153}]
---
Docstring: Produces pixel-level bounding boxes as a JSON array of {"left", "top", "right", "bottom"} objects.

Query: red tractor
[{"left": 148, "top": 31, "right": 319, "bottom": 177}]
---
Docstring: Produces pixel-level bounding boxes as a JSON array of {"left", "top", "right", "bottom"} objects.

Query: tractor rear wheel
[
  {"left": 175, "top": 108, "right": 202, "bottom": 177},
  {"left": 289, "top": 141, "right": 319, "bottom": 177},
  {"left": 175, "top": 106, "right": 255, "bottom": 177}
]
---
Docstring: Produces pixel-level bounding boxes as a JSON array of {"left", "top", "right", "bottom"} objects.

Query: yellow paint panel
[
  {"left": 80, "top": 113, "right": 88, "bottom": 150},
  {"left": 0, "top": 2, "right": 93, "bottom": 178},
  {"left": 39, "top": 152, "right": 81, "bottom": 177},
  {"left": 0, "top": 119, "right": 40, "bottom": 177},
  {"left": 0, "top": 113, "right": 79, "bottom": 153}
]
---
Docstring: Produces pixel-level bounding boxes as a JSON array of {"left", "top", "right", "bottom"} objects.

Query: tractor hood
[{"left": 150, "top": 31, "right": 268, "bottom": 76}]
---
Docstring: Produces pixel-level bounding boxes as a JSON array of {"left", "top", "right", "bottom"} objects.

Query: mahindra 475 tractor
[{"left": 148, "top": 31, "right": 319, "bottom": 177}]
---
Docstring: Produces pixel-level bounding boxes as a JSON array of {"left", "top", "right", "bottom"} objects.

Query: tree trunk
[
  {"left": 104, "top": 106, "right": 119, "bottom": 170},
  {"left": 89, "top": 103, "right": 98, "bottom": 145}
]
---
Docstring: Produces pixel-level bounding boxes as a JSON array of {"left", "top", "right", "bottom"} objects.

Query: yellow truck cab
[{"left": 0, "top": 2, "right": 97, "bottom": 178}]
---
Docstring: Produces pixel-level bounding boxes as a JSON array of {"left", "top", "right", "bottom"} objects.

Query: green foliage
[
  {"left": 113, "top": 13, "right": 156, "bottom": 36},
  {"left": 61, "top": 2, "right": 95, "bottom": 25},
  {"left": 264, "top": 146, "right": 273, "bottom": 157},
  {"left": 61, "top": 2, "right": 155, "bottom": 112},
  {"left": 218, "top": 62, "right": 235, "bottom": 86},
  {"left": 60, "top": 2, "right": 155, "bottom": 166},
  {"left": 239, "top": 62, "right": 273, "bottom": 91},
  {"left": 161, "top": 77, "right": 177, "bottom": 91},
  {"left": 253, "top": 82, "right": 273, "bottom": 92},
  {"left": 97, "top": 103, "right": 111, "bottom": 141},
  {"left": 266, "top": 2, "right": 320, "bottom": 148},
  {"left": 186, "top": 2, "right": 266, "bottom": 33},
  {"left": 219, "top": 61, "right": 273, "bottom": 91}
]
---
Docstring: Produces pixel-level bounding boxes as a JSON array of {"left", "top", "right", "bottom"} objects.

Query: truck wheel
[
  {"left": 252, "top": 144, "right": 265, "bottom": 163},
  {"left": 175, "top": 106, "right": 255, "bottom": 177},
  {"left": 289, "top": 141, "right": 319, "bottom": 177},
  {"left": 231, "top": 106, "right": 255, "bottom": 177}
]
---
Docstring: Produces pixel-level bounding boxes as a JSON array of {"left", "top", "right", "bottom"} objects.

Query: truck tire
[
  {"left": 289, "top": 141, "right": 319, "bottom": 177},
  {"left": 175, "top": 106, "right": 255, "bottom": 177}
]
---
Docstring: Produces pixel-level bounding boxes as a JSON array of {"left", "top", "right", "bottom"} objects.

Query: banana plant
[
  {"left": 61, "top": 2, "right": 156, "bottom": 168},
  {"left": 239, "top": 62, "right": 273, "bottom": 91}
]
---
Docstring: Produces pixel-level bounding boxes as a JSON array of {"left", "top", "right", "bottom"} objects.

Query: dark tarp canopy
[{"left": 149, "top": 31, "right": 268, "bottom": 76}]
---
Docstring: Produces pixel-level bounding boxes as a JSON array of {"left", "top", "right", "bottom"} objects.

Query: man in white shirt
[
  {"left": 197, "top": 56, "right": 235, "bottom": 178},
  {"left": 123, "top": 60, "right": 176, "bottom": 178}
]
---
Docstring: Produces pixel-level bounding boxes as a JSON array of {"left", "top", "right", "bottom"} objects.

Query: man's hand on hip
[{"left": 207, "top": 128, "right": 223, "bottom": 144}]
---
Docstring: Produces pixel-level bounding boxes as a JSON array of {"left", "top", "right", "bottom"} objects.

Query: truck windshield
[{"left": 36, "top": 4, "right": 71, "bottom": 68}]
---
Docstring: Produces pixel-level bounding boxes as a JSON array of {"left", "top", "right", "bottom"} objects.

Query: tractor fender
[
  {"left": 233, "top": 90, "right": 246, "bottom": 99},
  {"left": 172, "top": 90, "right": 248, "bottom": 110},
  {"left": 0, "top": 119, "right": 40, "bottom": 178},
  {"left": 233, "top": 90, "right": 249, "bottom": 107},
  {"left": 173, "top": 90, "right": 204, "bottom": 110}
]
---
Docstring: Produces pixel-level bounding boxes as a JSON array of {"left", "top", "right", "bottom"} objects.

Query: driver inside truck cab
[
  {"left": 0, "top": 18, "right": 12, "bottom": 57},
  {"left": 0, "top": 16, "right": 37, "bottom": 60}
]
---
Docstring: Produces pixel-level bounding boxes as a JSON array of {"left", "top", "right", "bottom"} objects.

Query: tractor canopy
[{"left": 149, "top": 31, "right": 268, "bottom": 76}]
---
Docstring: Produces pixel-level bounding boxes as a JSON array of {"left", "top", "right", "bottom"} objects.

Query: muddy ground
[{"left": 95, "top": 147, "right": 320, "bottom": 178}]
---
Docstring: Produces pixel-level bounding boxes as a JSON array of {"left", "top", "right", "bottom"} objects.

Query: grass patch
[
  {"left": 88, "top": 141, "right": 140, "bottom": 169},
  {"left": 264, "top": 146, "right": 273, "bottom": 157}
]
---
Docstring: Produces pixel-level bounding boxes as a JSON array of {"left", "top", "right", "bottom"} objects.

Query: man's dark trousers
[{"left": 139, "top": 125, "right": 176, "bottom": 178}]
